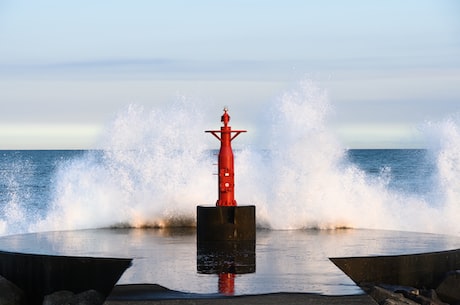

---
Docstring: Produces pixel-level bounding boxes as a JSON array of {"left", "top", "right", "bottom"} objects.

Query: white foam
[
  {"left": 3, "top": 80, "right": 459, "bottom": 235},
  {"left": 33, "top": 100, "right": 215, "bottom": 232},
  {"left": 0, "top": 158, "right": 34, "bottom": 234},
  {"left": 237, "top": 81, "right": 457, "bottom": 233}
]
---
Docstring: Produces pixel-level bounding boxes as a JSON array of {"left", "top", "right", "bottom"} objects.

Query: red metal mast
[
  {"left": 197, "top": 109, "right": 255, "bottom": 293},
  {"left": 206, "top": 108, "right": 246, "bottom": 206}
]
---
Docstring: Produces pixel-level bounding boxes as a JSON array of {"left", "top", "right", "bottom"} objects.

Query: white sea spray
[{"left": 1, "top": 81, "right": 459, "bottom": 235}]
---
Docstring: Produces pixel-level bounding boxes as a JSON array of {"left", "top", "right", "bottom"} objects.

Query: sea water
[
  {"left": 0, "top": 149, "right": 441, "bottom": 235},
  {"left": 1, "top": 80, "right": 459, "bottom": 235},
  {"left": 1, "top": 80, "right": 460, "bottom": 294}
]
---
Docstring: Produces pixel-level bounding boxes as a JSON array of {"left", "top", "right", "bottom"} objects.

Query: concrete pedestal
[{"left": 196, "top": 205, "right": 256, "bottom": 243}]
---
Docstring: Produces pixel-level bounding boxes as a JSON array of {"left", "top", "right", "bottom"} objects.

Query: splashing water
[
  {"left": 2, "top": 81, "right": 460, "bottom": 235},
  {"left": 32, "top": 101, "right": 215, "bottom": 232},
  {"left": 420, "top": 117, "right": 460, "bottom": 231},
  {"left": 237, "top": 81, "right": 459, "bottom": 233},
  {"left": 0, "top": 160, "right": 29, "bottom": 234},
  {"left": 0, "top": 152, "right": 56, "bottom": 234}
]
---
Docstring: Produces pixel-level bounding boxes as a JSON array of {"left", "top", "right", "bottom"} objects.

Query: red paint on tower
[{"left": 206, "top": 108, "right": 246, "bottom": 206}]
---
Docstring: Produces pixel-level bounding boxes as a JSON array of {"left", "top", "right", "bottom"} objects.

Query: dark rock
[
  {"left": 42, "top": 290, "right": 74, "bottom": 305},
  {"left": 381, "top": 299, "right": 412, "bottom": 305},
  {"left": 436, "top": 270, "right": 460, "bottom": 304},
  {"left": 376, "top": 285, "right": 447, "bottom": 305},
  {"left": 368, "top": 286, "right": 419, "bottom": 305},
  {"left": 420, "top": 289, "right": 441, "bottom": 301},
  {"left": 367, "top": 284, "right": 451, "bottom": 305},
  {"left": 401, "top": 290, "right": 448, "bottom": 305},
  {"left": 0, "top": 275, "right": 26, "bottom": 305},
  {"left": 379, "top": 284, "right": 419, "bottom": 296},
  {"left": 43, "top": 290, "right": 105, "bottom": 305},
  {"left": 71, "top": 290, "right": 105, "bottom": 305}
]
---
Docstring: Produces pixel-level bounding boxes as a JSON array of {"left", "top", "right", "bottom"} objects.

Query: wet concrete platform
[
  {"left": 105, "top": 284, "right": 379, "bottom": 305},
  {"left": 0, "top": 228, "right": 459, "bottom": 296}
]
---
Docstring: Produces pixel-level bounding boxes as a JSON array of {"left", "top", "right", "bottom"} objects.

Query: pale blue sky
[{"left": 0, "top": 0, "right": 459, "bottom": 148}]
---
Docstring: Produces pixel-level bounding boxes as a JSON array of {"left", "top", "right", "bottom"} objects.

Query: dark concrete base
[
  {"left": 0, "top": 250, "right": 132, "bottom": 305},
  {"left": 330, "top": 248, "right": 460, "bottom": 289},
  {"left": 196, "top": 206, "right": 256, "bottom": 243}
]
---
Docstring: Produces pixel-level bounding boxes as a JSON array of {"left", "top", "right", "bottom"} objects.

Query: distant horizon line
[{"left": 0, "top": 146, "right": 429, "bottom": 151}]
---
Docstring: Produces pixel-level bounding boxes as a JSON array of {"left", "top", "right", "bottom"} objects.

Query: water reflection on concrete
[
  {"left": 197, "top": 241, "right": 256, "bottom": 295},
  {"left": 0, "top": 228, "right": 459, "bottom": 295}
]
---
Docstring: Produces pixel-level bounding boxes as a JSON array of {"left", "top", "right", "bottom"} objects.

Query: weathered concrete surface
[{"left": 105, "top": 284, "right": 378, "bottom": 305}]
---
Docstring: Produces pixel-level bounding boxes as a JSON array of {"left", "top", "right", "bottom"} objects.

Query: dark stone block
[
  {"left": 0, "top": 250, "right": 132, "bottom": 305},
  {"left": 330, "top": 249, "right": 460, "bottom": 289},
  {"left": 196, "top": 205, "right": 256, "bottom": 243}
]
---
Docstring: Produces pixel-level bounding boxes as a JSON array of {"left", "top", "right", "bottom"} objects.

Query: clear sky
[{"left": 0, "top": 0, "right": 459, "bottom": 149}]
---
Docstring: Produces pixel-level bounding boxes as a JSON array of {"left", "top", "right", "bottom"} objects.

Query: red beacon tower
[
  {"left": 196, "top": 108, "right": 256, "bottom": 296},
  {"left": 205, "top": 107, "right": 246, "bottom": 206},
  {"left": 196, "top": 107, "right": 256, "bottom": 241}
]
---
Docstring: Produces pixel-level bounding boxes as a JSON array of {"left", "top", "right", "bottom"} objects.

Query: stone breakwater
[
  {"left": 0, "top": 246, "right": 459, "bottom": 305},
  {"left": 364, "top": 270, "right": 460, "bottom": 305},
  {"left": 0, "top": 250, "right": 132, "bottom": 305},
  {"left": 2, "top": 273, "right": 459, "bottom": 305},
  {"left": 0, "top": 275, "right": 104, "bottom": 305},
  {"left": 330, "top": 248, "right": 460, "bottom": 305}
]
